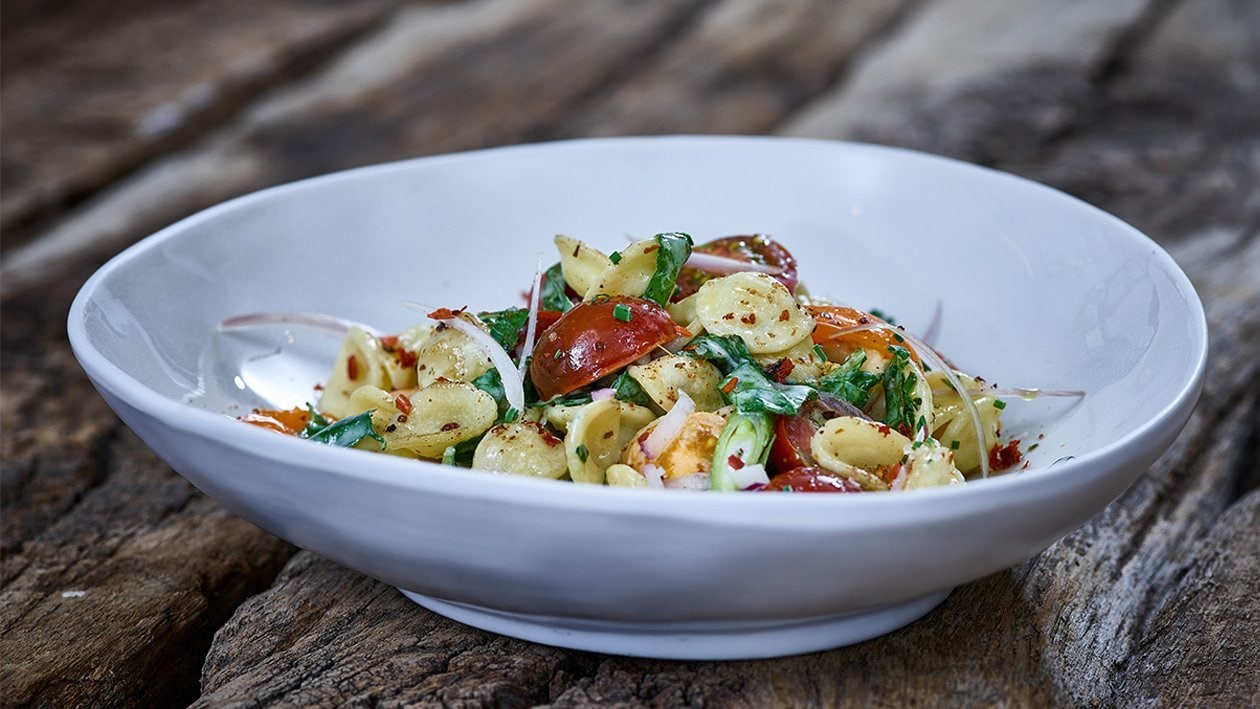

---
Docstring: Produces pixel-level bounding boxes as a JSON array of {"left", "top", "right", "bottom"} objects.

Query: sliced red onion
[
  {"left": 404, "top": 301, "right": 525, "bottom": 414},
  {"left": 685, "top": 251, "right": 785, "bottom": 276},
  {"left": 664, "top": 473, "right": 711, "bottom": 490},
  {"left": 218, "top": 312, "right": 385, "bottom": 338},
  {"left": 931, "top": 385, "right": 1086, "bottom": 399},
  {"left": 641, "top": 463, "right": 665, "bottom": 488},
  {"left": 920, "top": 300, "right": 944, "bottom": 346},
  {"left": 729, "top": 462, "right": 770, "bottom": 490},
  {"left": 519, "top": 255, "right": 544, "bottom": 383},
  {"left": 590, "top": 388, "right": 616, "bottom": 401},
  {"left": 641, "top": 390, "right": 695, "bottom": 460}
]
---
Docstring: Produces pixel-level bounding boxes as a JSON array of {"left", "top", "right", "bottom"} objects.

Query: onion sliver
[
  {"left": 404, "top": 301, "right": 526, "bottom": 414},
  {"left": 729, "top": 463, "right": 770, "bottom": 490},
  {"left": 641, "top": 390, "right": 695, "bottom": 459},
  {"left": 218, "top": 311, "right": 384, "bottom": 338},
  {"left": 641, "top": 464, "right": 665, "bottom": 488},
  {"left": 591, "top": 388, "right": 616, "bottom": 401},
  {"left": 519, "top": 255, "right": 544, "bottom": 384},
  {"left": 685, "top": 251, "right": 784, "bottom": 276}
]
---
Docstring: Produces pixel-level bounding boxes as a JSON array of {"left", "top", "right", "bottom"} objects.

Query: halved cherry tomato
[
  {"left": 517, "top": 309, "right": 563, "bottom": 352},
  {"left": 240, "top": 406, "right": 312, "bottom": 435},
  {"left": 768, "top": 393, "right": 867, "bottom": 472},
  {"left": 674, "top": 234, "right": 799, "bottom": 300},
  {"left": 760, "top": 466, "right": 863, "bottom": 493},
  {"left": 806, "top": 305, "right": 919, "bottom": 365},
  {"left": 529, "top": 296, "right": 677, "bottom": 400}
]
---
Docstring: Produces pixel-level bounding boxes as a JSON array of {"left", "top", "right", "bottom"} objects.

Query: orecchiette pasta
[{"left": 240, "top": 231, "right": 1058, "bottom": 494}]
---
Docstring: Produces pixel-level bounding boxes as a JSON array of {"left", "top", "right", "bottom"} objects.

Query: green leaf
[
  {"left": 541, "top": 263, "right": 573, "bottom": 313},
  {"left": 683, "top": 334, "right": 753, "bottom": 372},
  {"left": 478, "top": 307, "right": 530, "bottom": 352},
  {"left": 724, "top": 362, "right": 815, "bottom": 415},
  {"left": 684, "top": 334, "right": 813, "bottom": 415},
  {"left": 302, "top": 404, "right": 332, "bottom": 438},
  {"left": 533, "top": 390, "right": 594, "bottom": 408},
  {"left": 304, "top": 410, "right": 386, "bottom": 450},
  {"left": 611, "top": 371, "right": 655, "bottom": 408},
  {"left": 450, "top": 434, "right": 483, "bottom": 466},
  {"left": 641, "top": 232, "right": 693, "bottom": 306},
  {"left": 882, "top": 345, "right": 921, "bottom": 435},
  {"left": 818, "top": 350, "right": 881, "bottom": 408},
  {"left": 709, "top": 412, "right": 773, "bottom": 491}
]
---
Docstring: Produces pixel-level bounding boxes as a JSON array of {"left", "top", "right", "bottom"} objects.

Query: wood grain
[{"left": 1, "top": 0, "right": 1257, "bottom": 705}]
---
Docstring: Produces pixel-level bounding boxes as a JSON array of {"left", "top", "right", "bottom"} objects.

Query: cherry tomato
[
  {"left": 240, "top": 406, "right": 312, "bottom": 435},
  {"left": 760, "top": 466, "right": 863, "bottom": 493},
  {"left": 674, "top": 234, "right": 799, "bottom": 300},
  {"left": 806, "top": 305, "right": 919, "bottom": 365},
  {"left": 529, "top": 296, "right": 677, "bottom": 400},
  {"left": 767, "top": 393, "right": 867, "bottom": 472},
  {"left": 517, "top": 309, "right": 563, "bottom": 351}
]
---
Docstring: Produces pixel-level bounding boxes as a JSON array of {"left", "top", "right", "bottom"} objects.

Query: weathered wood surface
[{"left": 2, "top": 0, "right": 1257, "bottom": 706}]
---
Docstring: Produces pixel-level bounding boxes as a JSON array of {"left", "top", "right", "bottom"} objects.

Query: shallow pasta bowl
[{"left": 68, "top": 136, "right": 1206, "bottom": 659}]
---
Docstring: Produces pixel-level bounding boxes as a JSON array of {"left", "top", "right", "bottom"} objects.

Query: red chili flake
[
  {"left": 313, "top": 383, "right": 324, "bottom": 391},
  {"left": 379, "top": 335, "right": 399, "bottom": 351},
  {"left": 876, "top": 423, "right": 892, "bottom": 436},
  {"left": 441, "top": 422, "right": 461, "bottom": 432},
  {"left": 778, "top": 309, "right": 791, "bottom": 322},
  {"left": 347, "top": 355, "right": 360, "bottom": 380},
  {"left": 396, "top": 349, "right": 418, "bottom": 368},
  {"left": 428, "top": 306, "right": 467, "bottom": 320},
  {"left": 767, "top": 357, "right": 795, "bottom": 383},
  {"left": 740, "top": 313, "right": 757, "bottom": 325},
  {"left": 721, "top": 377, "right": 739, "bottom": 394},
  {"left": 989, "top": 439, "right": 1023, "bottom": 470},
  {"left": 394, "top": 393, "right": 414, "bottom": 415},
  {"left": 396, "top": 414, "right": 408, "bottom": 423},
  {"left": 727, "top": 455, "right": 745, "bottom": 470},
  {"left": 674, "top": 325, "right": 693, "bottom": 339}
]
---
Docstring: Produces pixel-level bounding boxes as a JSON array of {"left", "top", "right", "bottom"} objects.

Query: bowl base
[{"left": 398, "top": 588, "right": 951, "bottom": 660}]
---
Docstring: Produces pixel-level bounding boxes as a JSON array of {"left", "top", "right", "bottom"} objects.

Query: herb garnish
[{"left": 641, "top": 232, "right": 693, "bottom": 306}]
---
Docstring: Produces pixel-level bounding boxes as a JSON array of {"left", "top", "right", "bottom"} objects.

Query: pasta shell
[
  {"left": 583, "top": 237, "right": 659, "bottom": 302},
  {"left": 555, "top": 234, "right": 611, "bottom": 298},
  {"left": 473, "top": 420, "right": 568, "bottom": 479},
  {"left": 627, "top": 354, "right": 725, "bottom": 412},
  {"left": 351, "top": 382, "right": 496, "bottom": 459},
  {"left": 810, "top": 415, "right": 909, "bottom": 489},
  {"left": 694, "top": 272, "right": 814, "bottom": 354},
  {"left": 565, "top": 398, "right": 626, "bottom": 484}
]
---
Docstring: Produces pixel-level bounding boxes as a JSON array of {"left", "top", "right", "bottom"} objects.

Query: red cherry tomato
[
  {"left": 767, "top": 394, "right": 867, "bottom": 473},
  {"left": 529, "top": 296, "right": 677, "bottom": 400},
  {"left": 760, "top": 466, "right": 863, "bottom": 493},
  {"left": 674, "top": 234, "right": 799, "bottom": 300}
]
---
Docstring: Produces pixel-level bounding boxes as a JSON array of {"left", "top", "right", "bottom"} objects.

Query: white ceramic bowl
[{"left": 69, "top": 136, "right": 1206, "bottom": 659}]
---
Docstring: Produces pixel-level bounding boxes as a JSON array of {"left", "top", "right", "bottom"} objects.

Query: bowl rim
[{"left": 66, "top": 134, "right": 1209, "bottom": 514}]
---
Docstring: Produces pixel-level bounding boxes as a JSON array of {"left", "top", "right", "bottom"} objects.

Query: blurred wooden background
[{"left": 2, "top": 0, "right": 1257, "bottom": 705}]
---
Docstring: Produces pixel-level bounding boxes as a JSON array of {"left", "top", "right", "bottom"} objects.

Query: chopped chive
[
  {"left": 892, "top": 332, "right": 905, "bottom": 343},
  {"left": 812, "top": 344, "right": 827, "bottom": 361},
  {"left": 950, "top": 440, "right": 961, "bottom": 450},
  {"left": 993, "top": 399, "right": 1007, "bottom": 410},
  {"left": 553, "top": 350, "right": 564, "bottom": 360},
  {"left": 609, "top": 250, "right": 622, "bottom": 264},
  {"left": 612, "top": 303, "right": 633, "bottom": 322},
  {"left": 504, "top": 407, "right": 520, "bottom": 423},
  {"left": 575, "top": 444, "right": 589, "bottom": 462},
  {"left": 1027, "top": 443, "right": 1039, "bottom": 452},
  {"left": 442, "top": 446, "right": 456, "bottom": 465}
]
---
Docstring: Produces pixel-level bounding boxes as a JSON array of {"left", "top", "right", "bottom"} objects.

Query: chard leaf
[
  {"left": 304, "top": 410, "right": 386, "bottom": 450},
  {"left": 684, "top": 334, "right": 753, "bottom": 372},
  {"left": 478, "top": 307, "right": 530, "bottom": 352},
  {"left": 882, "top": 345, "right": 922, "bottom": 435},
  {"left": 818, "top": 350, "right": 881, "bottom": 408},
  {"left": 642, "top": 232, "right": 693, "bottom": 306},
  {"left": 541, "top": 263, "right": 573, "bottom": 313},
  {"left": 611, "top": 371, "right": 655, "bottom": 408},
  {"left": 724, "top": 362, "right": 815, "bottom": 415},
  {"left": 472, "top": 368, "right": 514, "bottom": 421}
]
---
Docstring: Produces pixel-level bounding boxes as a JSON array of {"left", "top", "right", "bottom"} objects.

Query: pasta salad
[{"left": 238, "top": 232, "right": 1045, "bottom": 492}]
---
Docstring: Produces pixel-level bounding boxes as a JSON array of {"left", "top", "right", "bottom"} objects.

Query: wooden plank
[
  {"left": 552, "top": 0, "right": 913, "bottom": 136},
  {"left": 782, "top": 0, "right": 1152, "bottom": 152},
  {"left": 0, "top": 0, "right": 401, "bottom": 248},
  {"left": 0, "top": 0, "right": 710, "bottom": 297}
]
